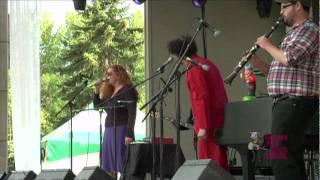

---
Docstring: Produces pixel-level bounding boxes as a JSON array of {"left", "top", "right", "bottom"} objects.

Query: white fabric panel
[{"left": 9, "top": 0, "right": 41, "bottom": 173}]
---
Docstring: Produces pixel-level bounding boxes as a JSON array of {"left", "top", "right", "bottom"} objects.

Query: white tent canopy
[{"left": 41, "top": 105, "right": 146, "bottom": 174}]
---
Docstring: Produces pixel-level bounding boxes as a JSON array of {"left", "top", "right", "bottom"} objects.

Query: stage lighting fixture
[
  {"left": 192, "top": 0, "right": 207, "bottom": 8},
  {"left": 73, "top": 0, "right": 86, "bottom": 11},
  {"left": 133, "top": 0, "right": 145, "bottom": 5}
]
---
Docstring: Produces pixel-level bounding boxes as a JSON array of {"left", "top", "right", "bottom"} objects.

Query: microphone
[
  {"left": 212, "top": 29, "right": 221, "bottom": 38},
  {"left": 156, "top": 56, "right": 174, "bottom": 72},
  {"left": 88, "top": 78, "right": 109, "bottom": 88},
  {"left": 197, "top": 18, "right": 221, "bottom": 38},
  {"left": 185, "top": 57, "right": 210, "bottom": 71},
  {"left": 117, "top": 100, "right": 135, "bottom": 104},
  {"left": 102, "top": 76, "right": 109, "bottom": 82}
]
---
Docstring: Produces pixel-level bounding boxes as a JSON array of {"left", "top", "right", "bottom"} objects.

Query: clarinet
[{"left": 224, "top": 16, "right": 283, "bottom": 85}]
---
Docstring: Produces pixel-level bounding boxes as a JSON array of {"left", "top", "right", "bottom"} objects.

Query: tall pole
[
  {"left": 201, "top": 3, "right": 207, "bottom": 58},
  {"left": 69, "top": 103, "right": 73, "bottom": 171},
  {"left": 0, "top": 0, "right": 9, "bottom": 172}
]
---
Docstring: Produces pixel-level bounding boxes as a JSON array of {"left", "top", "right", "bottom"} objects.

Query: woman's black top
[{"left": 93, "top": 84, "right": 137, "bottom": 138}]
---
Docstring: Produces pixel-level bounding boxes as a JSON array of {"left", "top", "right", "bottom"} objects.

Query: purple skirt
[{"left": 102, "top": 124, "right": 128, "bottom": 173}]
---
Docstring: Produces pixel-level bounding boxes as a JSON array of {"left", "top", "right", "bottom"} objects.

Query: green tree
[
  {"left": 59, "top": 0, "right": 144, "bottom": 117},
  {"left": 130, "top": 11, "right": 145, "bottom": 106},
  {"left": 7, "top": 75, "right": 15, "bottom": 171},
  {"left": 40, "top": 12, "right": 68, "bottom": 136},
  {"left": 40, "top": 0, "right": 144, "bottom": 135}
]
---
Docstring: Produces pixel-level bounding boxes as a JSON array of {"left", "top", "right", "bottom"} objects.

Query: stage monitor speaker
[
  {"left": 172, "top": 159, "right": 235, "bottom": 180},
  {"left": 35, "top": 169, "right": 75, "bottom": 180},
  {"left": 73, "top": 0, "right": 86, "bottom": 11},
  {"left": 6, "top": 171, "right": 37, "bottom": 180},
  {"left": 0, "top": 172, "right": 7, "bottom": 180},
  {"left": 75, "top": 166, "right": 113, "bottom": 180}
]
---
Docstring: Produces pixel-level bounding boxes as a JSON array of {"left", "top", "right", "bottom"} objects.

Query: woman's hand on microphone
[{"left": 94, "top": 80, "right": 103, "bottom": 94}]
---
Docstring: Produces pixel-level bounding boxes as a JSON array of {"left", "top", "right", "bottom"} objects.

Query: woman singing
[{"left": 93, "top": 64, "right": 138, "bottom": 177}]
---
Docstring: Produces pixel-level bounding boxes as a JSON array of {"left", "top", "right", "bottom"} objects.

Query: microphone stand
[
  {"left": 156, "top": 19, "right": 200, "bottom": 180},
  {"left": 55, "top": 81, "right": 89, "bottom": 171},
  {"left": 140, "top": 75, "right": 177, "bottom": 179},
  {"left": 174, "top": 70, "right": 182, "bottom": 171},
  {"left": 138, "top": 66, "right": 173, "bottom": 180},
  {"left": 113, "top": 103, "right": 117, "bottom": 180},
  {"left": 172, "top": 65, "right": 196, "bottom": 167},
  {"left": 140, "top": 59, "right": 195, "bottom": 180},
  {"left": 139, "top": 97, "right": 159, "bottom": 180},
  {"left": 102, "top": 102, "right": 125, "bottom": 180},
  {"left": 150, "top": 106, "right": 157, "bottom": 180},
  {"left": 71, "top": 107, "right": 106, "bottom": 168},
  {"left": 98, "top": 107, "right": 104, "bottom": 168},
  {"left": 191, "top": 2, "right": 210, "bottom": 161},
  {"left": 201, "top": 2, "right": 207, "bottom": 59},
  {"left": 186, "top": 2, "right": 219, "bottom": 160},
  {"left": 141, "top": 9, "right": 219, "bottom": 178}
]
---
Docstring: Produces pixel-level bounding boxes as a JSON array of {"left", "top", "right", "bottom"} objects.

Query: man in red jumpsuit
[{"left": 168, "top": 36, "right": 229, "bottom": 170}]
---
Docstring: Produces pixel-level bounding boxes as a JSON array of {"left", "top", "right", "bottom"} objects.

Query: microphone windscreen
[
  {"left": 213, "top": 30, "right": 221, "bottom": 37},
  {"left": 201, "top": 65, "right": 210, "bottom": 71}
]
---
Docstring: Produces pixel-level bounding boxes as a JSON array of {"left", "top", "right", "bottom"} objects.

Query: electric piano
[{"left": 216, "top": 97, "right": 318, "bottom": 180}]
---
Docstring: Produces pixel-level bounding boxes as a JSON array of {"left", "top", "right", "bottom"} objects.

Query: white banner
[{"left": 9, "top": 0, "right": 41, "bottom": 173}]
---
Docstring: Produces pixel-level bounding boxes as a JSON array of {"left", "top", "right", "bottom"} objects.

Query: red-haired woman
[{"left": 93, "top": 64, "right": 138, "bottom": 177}]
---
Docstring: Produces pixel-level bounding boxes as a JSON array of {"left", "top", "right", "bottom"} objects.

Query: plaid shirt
[{"left": 267, "top": 19, "right": 319, "bottom": 96}]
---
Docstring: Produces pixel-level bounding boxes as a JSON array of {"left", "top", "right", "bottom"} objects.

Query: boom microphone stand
[
  {"left": 150, "top": 105, "right": 157, "bottom": 180},
  {"left": 190, "top": 0, "right": 211, "bottom": 161},
  {"left": 137, "top": 60, "right": 174, "bottom": 180},
  {"left": 147, "top": 4, "right": 219, "bottom": 179},
  {"left": 141, "top": 56, "right": 196, "bottom": 180},
  {"left": 174, "top": 69, "right": 182, "bottom": 171},
  {"left": 184, "top": 1, "right": 221, "bottom": 161},
  {"left": 113, "top": 103, "right": 117, "bottom": 180},
  {"left": 98, "top": 107, "right": 104, "bottom": 168},
  {"left": 141, "top": 40, "right": 198, "bottom": 179},
  {"left": 200, "top": 2, "right": 208, "bottom": 59},
  {"left": 73, "top": 106, "right": 106, "bottom": 168},
  {"left": 55, "top": 80, "right": 89, "bottom": 171}
]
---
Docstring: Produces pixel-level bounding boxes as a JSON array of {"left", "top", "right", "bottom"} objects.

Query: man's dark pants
[{"left": 271, "top": 97, "right": 318, "bottom": 180}]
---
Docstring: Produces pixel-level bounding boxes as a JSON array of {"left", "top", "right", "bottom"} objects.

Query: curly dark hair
[{"left": 167, "top": 36, "right": 198, "bottom": 57}]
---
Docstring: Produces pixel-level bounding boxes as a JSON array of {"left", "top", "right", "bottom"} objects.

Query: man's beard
[{"left": 283, "top": 18, "right": 293, "bottom": 27}]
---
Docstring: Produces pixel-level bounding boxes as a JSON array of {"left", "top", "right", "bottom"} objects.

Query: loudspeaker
[
  {"left": 73, "top": 0, "right": 86, "bottom": 11},
  {"left": 35, "top": 169, "right": 75, "bottom": 180},
  {"left": 75, "top": 166, "right": 113, "bottom": 180},
  {"left": 0, "top": 172, "right": 7, "bottom": 180},
  {"left": 6, "top": 171, "right": 37, "bottom": 180},
  {"left": 172, "top": 159, "right": 235, "bottom": 180}
]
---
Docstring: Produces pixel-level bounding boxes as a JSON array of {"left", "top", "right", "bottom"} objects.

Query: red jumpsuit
[{"left": 186, "top": 55, "right": 229, "bottom": 171}]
